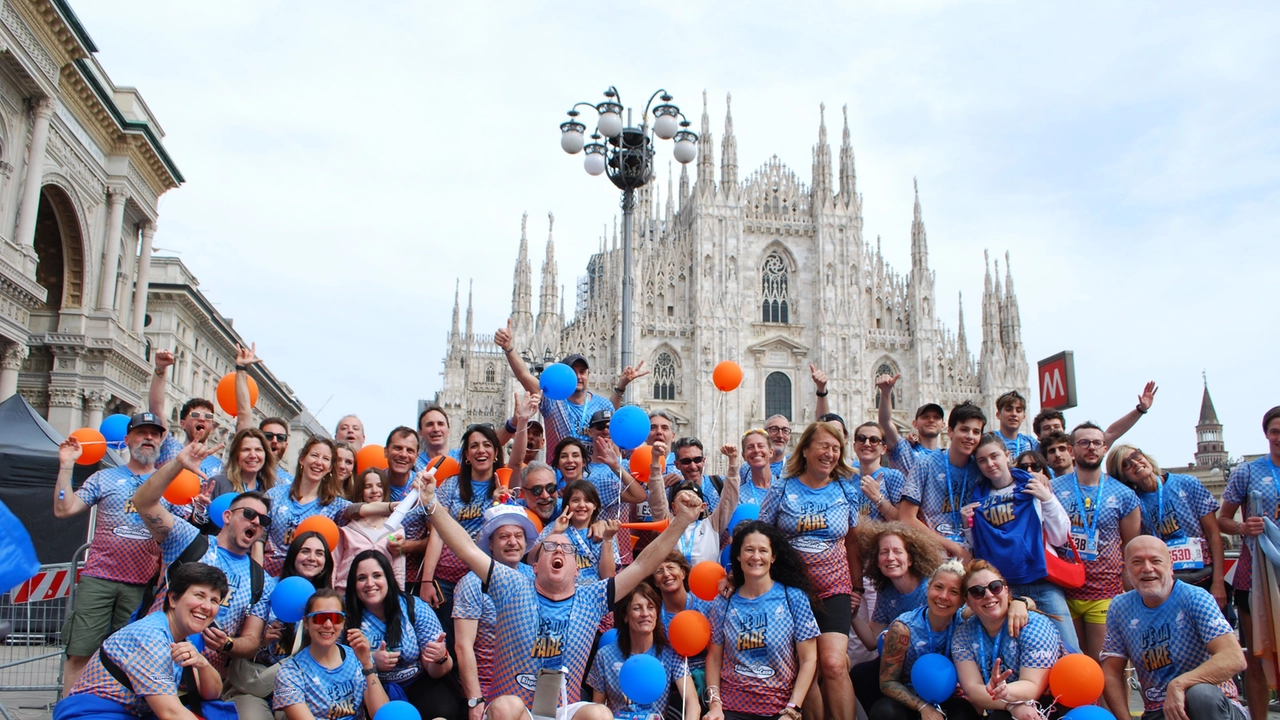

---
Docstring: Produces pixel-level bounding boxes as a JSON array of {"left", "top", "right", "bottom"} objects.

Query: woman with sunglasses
[
  {"left": 1105, "top": 444, "right": 1225, "bottom": 605},
  {"left": 872, "top": 559, "right": 980, "bottom": 720},
  {"left": 264, "top": 436, "right": 397, "bottom": 576},
  {"left": 334, "top": 467, "right": 406, "bottom": 593},
  {"left": 852, "top": 422, "right": 904, "bottom": 522},
  {"left": 346, "top": 550, "right": 460, "bottom": 718},
  {"left": 738, "top": 429, "right": 776, "bottom": 508},
  {"left": 535, "top": 479, "right": 620, "bottom": 586},
  {"left": 1012, "top": 451, "right": 1050, "bottom": 480},
  {"left": 273, "top": 588, "right": 391, "bottom": 720},
  {"left": 951, "top": 561, "right": 1065, "bottom": 720},
  {"left": 230, "top": 531, "right": 335, "bottom": 720},
  {"left": 706, "top": 521, "right": 820, "bottom": 720},
  {"left": 334, "top": 441, "right": 358, "bottom": 496},
  {"left": 589, "top": 581, "right": 699, "bottom": 720}
]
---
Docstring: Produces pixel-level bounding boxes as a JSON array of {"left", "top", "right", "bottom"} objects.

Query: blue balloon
[
  {"left": 728, "top": 504, "right": 759, "bottom": 532},
  {"left": 618, "top": 654, "right": 666, "bottom": 705},
  {"left": 1064, "top": 708, "right": 1113, "bottom": 720},
  {"left": 720, "top": 544, "right": 732, "bottom": 571},
  {"left": 270, "top": 576, "right": 315, "bottom": 624},
  {"left": 910, "top": 653, "right": 957, "bottom": 704},
  {"left": 208, "top": 493, "right": 235, "bottom": 529},
  {"left": 539, "top": 363, "right": 578, "bottom": 401},
  {"left": 609, "top": 405, "right": 650, "bottom": 450},
  {"left": 599, "top": 628, "right": 618, "bottom": 649},
  {"left": 99, "top": 413, "right": 130, "bottom": 444},
  {"left": 374, "top": 700, "right": 421, "bottom": 720},
  {"left": 187, "top": 632, "right": 205, "bottom": 653}
]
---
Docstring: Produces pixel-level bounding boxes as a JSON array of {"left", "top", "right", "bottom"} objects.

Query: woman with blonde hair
[
  {"left": 202, "top": 428, "right": 278, "bottom": 498},
  {"left": 738, "top": 428, "right": 775, "bottom": 507}
]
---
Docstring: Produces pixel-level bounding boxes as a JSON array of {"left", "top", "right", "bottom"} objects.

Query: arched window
[
  {"left": 485, "top": 363, "right": 496, "bottom": 383},
  {"left": 652, "top": 352, "right": 677, "bottom": 400},
  {"left": 873, "top": 361, "right": 899, "bottom": 409},
  {"left": 761, "top": 252, "right": 790, "bottom": 323},
  {"left": 765, "top": 372, "right": 792, "bottom": 421}
]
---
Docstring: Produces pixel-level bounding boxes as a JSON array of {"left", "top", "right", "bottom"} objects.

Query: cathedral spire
[
  {"left": 957, "top": 291, "right": 969, "bottom": 360},
  {"left": 838, "top": 104, "right": 856, "bottom": 205},
  {"left": 679, "top": 164, "right": 690, "bottom": 209},
  {"left": 511, "top": 212, "right": 534, "bottom": 341},
  {"left": 535, "top": 213, "right": 560, "bottom": 345},
  {"left": 464, "top": 279, "right": 474, "bottom": 341},
  {"left": 910, "top": 178, "right": 928, "bottom": 271},
  {"left": 1003, "top": 251, "right": 1022, "bottom": 349},
  {"left": 721, "top": 92, "right": 738, "bottom": 192},
  {"left": 450, "top": 279, "right": 460, "bottom": 340},
  {"left": 697, "top": 90, "right": 715, "bottom": 191},
  {"left": 811, "top": 103, "right": 833, "bottom": 204},
  {"left": 666, "top": 162, "right": 675, "bottom": 224}
]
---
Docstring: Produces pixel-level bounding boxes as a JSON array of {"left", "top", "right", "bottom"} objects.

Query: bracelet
[
  {"left": 236, "top": 365, "right": 249, "bottom": 372},
  {"left": 1010, "top": 597, "right": 1027, "bottom": 605},
  {"left": 363, "top": 665, "right": 377, "bottom": 677},
  {"left": 154, "top": 369, "right": 166, "bottom": 377},
  {"left": 815, "top": 389, "right": 828, "bottom": 397},
  {"left": 613, "top": 386, "right": 626, "bottom": 395},
  {"left": 916, "top": 701, "right": 928, "bottom": 712},
  {"left": 1136, "top": 403, "right": 1148, "bottom": 415},
  {"left": 424, "top": 500, "right": 437, "bottom": 517}
]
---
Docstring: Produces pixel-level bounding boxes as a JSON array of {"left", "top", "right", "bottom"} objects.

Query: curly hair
[
  {"left": 728, "top": 521, "right": 815, "bottom": 600},
  {"left": 858, "top": 520, "right": 943, "bottom": 592}
]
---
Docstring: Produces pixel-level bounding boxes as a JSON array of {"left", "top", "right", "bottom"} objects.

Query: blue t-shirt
[
  {"left": 1101, "top": 581, "right": 1237, "bottom": 712},
  {"left": 1051, "top": 472, "right": 1139, "bottom": 600},
  {"left": 588, "top": 642, "right": 689, "bottom": 719},
  {"left": 970, "top": 470, "right": 1048, "bottom": 584},
  {"left": 158, "top": 435, "right": 225, "bottom": 477},
  {"left": 892, "top": 605, "right": 959, "bottom": 682},
  {"left": 1136, "top": 473, "right": 1218, "bottom": 557},
  {"left": 885, "top": 442, "right": 943, "bottom": 479},
  {"left": 873, "top": 578, "right": 929, "bottom": 625},
  {"left": 263, "top": 484, "right": 351, "bottom": 575},
  {"left": 951, "top": 611, "right": 1063, "bottom": 683},
  {"left": 433, "top": 476, "right": 495, "bottom": 583},
  {"left": 710, "top": 583, "right": 820, "bottom": 715},
  {"left": 413, "top": 447, "right": 462, "bottom": 473},
  {"left": 1221, "top": 457, "right": 1280, "bottom": 592},
  {"left": 273, "top": 645, "right": 366, "bottom": 719},
  {"left": 454, "top": 564, "right": 536, "bottom": 696},
  {"left": 534, "top": 523, "right": 616, "bottom": 586},
  {"left": 760, "top": 477, "right": 865, "bottom": 598},
  {"left": 903, "top": 453, "right": 981, "bottom": 547},
  {"left": 738, "top": 457, "right": 787, "bottom": 484},
  {"left": 358, "top": 595, "right": 445, "bottom": 686},
  {"left": 1001, "top": 432, "right": 1039, "bottom": 457},
  {"left": 64, "top": 610, "right": 181, "bottom": 715}
]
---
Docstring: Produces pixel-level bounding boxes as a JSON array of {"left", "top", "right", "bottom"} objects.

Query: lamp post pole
[{"left": 559, "top": 88, "right": 698, "bottom": 390}]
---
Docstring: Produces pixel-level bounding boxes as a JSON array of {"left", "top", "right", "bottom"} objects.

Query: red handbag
[{"left": 1044, "top": 535, "right": 1086, "bottom": 589}]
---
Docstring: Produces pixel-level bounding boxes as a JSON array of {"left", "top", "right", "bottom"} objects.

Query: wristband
[
  {"left": 504, "top": 418, "right": 517, "bottom": 434},
  {"left": 221, "top": 638, "right": 234, "bottom": 653},
  {"left": 363, "top": 665, "right": 377, "bottom": 677},
  {"left": 614, "top": 386, "right": 626, "bottom": 395},
  {"left": 815, "top": 389, "right": 828, "bottom": 397},
  {"left": 1136, "top": 403, "right": 1148, "bottom": 415},
  {"left": 154, "top": 369, "right": 166, "bottom": 377},
  {"left": 236, "top": 365, "right": 249, "bottom": 372}
]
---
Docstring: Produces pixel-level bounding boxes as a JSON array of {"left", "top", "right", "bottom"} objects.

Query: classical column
[
  {"left": 83, "top": 389, "right": 106, "bottom": 428},
  {"left": 14, "top": 98, "right": 55, "bottom": 273},
  {"left": 97, "top": 187, "right": 128, "bottom": 311},
  {"left": 131, "top": 222, "right": 155, "bottom": 334},
  {"left": 0, "top": 341, "right": 28, "bottom": 401}
]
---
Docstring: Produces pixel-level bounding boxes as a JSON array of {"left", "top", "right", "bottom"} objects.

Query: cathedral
[{"left": 434, "top": 94, "right": 1030, "bottom": 449}]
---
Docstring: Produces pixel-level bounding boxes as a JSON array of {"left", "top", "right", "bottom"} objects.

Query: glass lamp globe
[
  {"left": 584, "top": 152, "right": 607, "bottom": 176},
  {"left": 653, "top": 113, "right": 679, "bottom": 140},
  {"left": 597, "top": 111, "right": 623, "bottom": 138},
  {"left": 673, "top": 139, "right": 697, "bottom": 164},
  {"left": 561, "top": 129, "right": 585, "bottom": 154}
]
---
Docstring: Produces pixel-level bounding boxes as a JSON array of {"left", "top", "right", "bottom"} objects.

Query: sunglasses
[
  {"left": 261, "top": 432, "right": 288, "bottom": 442},
  {"left": 186, "top": 412, "right": 216, "bottom": 421},
  {"left": 229, "top": 506, "right": 272, "bottom": 528},
  {"left": 1017, "top": 463, "right": 1042, "bottom": 472},
  {"left": 589, "top": 423, "right": 609, "bottom": 431},
  {"left": 522, "top": 483, "right": 558, "bottom": 497},
  {"left": 854, "top": 434, "right": 883, "bottom": 445},
  {"left": 677, "top": 456, "right": 705, "bottom": 466},
  {"left": 305, "top": 610, "right": 345, "bottom": 625},
  {"left": 966, "top": 580, "right": 1007, "bottom": 599},
  {"left": 540, "top": 541, "right": 578, "bottom": 557}
]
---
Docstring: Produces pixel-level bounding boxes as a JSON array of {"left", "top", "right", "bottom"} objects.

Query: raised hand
[
  {"left": 984, "top": 658, "right": 1013, "bottom": 701},
  {"left": 513, "top": 391, "right": 534, "bottom": 424},
  {"left": 155, "top": 349, "right": 175, "bottom": 372},
  {"left": 593, "top": 435, "right": 620, "bottom": 472},
  {"left": 372, "top": 640, "right": 400, "bottom": 672},
  {"left": 618, "top": 360, "right": 649, "bottom": 388},
  {"left": 875, "top": 373, "right": 901, "bottom": 393},
  {"left": 860, "top": 475, "right": 883, "bottom": 504},
  {"left": 348, "top": 628, "right": 372, "bottom": 666},
  {"left": 193, "top": 477, "right": 215, "bottom": 509},
  {"left": 960, "top": 502, "right": 979, "bottom": 529},
  {"left": 673, "top": 489, "right": 703, "bottom": 522},
  {"left": 423, "top": 632, "right": 448, "bottom": 664},
  {"left": 58, "top": 437, "right": 83, "bottom": 467},
  {"left": 494, "top": 319, "right": 514, "bottom": 351},
  {"left": 1137, "top": 381, "right": 1158, "bottom": 412},
  {"left": 234, "top": 342, "right": 261, "bottom": 368},
  {"left": 552, "top": 506, "right": 572, "bottom": 534},
  {"left": 720, "top": 444, "right": 738, "bottom": 464},
  {"left": 178, "top": 440, "right": 225, "bottom": 478},
  {"left": 809, "top": 364, "right": 828, "bottom": 392},
  {"left": 413, "top": 468, "right": 438, "bottom": 507}
]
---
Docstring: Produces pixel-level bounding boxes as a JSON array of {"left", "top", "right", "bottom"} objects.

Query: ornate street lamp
[{"left": 559, "top": 87, "right": 697, "bottom": 389}]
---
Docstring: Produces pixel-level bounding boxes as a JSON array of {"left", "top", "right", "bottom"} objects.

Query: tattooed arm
[{"left": 880, "top": 621, "right": 929, "bottom": 712}]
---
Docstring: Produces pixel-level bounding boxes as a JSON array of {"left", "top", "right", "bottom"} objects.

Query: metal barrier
[{"left": 0, "top": 544, "right": 88, "bottom": 720}]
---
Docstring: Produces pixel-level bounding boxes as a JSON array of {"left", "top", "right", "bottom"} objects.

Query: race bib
[
  {"left": 1167, "top": 537, "right": 1204, "bottom": 570},
  {"left": 936, "top": 522, "right": 970, "bottom": 551},
  {"left": 1070, "top": 529, "right": 1098, "bottom": 562}
]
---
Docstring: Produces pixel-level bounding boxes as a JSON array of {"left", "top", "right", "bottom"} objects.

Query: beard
[
  {"left": 1077, "top": 457, "right": 1102, "bottom": 471},
  {"left": 129, "top": 441, "right": 160, "bottom": 465}
]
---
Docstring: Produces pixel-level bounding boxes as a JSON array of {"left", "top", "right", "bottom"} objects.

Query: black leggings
[
  {"left": 851, "top": 657, "right": 883, "bottom": 713},
  {"left": 403, "top": 672, "right": 464, "bottom": 720},
  {"left": 868, "top": 696, "right": 981, "bottom": 720}
]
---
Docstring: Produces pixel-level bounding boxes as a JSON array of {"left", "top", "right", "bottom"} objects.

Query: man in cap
[
  {"left": 455, "top": 505, "right": 539, "bottom": 720},
  {"left": 876, "top": 372, "right": 946, "bottom": 477},
  {"left": 53, "top": 412, "right": 170, "bottom": 692}
]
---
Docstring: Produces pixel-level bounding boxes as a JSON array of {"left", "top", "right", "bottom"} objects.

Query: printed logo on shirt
[
  {"left": 112, "top": 526, "right": 153, "bottom": 540},
  {"left": 1153, "top": 513, "right": 1181, "bottom": 537},
  {"left": 459, "top": 504, "right": 487, "bottom": 522},
  {"left": 531, "top": 617, "right": 568, "bottom": 660},
  {"left": 982, "top": 500, "right": 1017, "bottom": 527},
  {"left": 1139, "top": 624, "right": 1173, "bottom": 672},
  {"left": 795, "top": 501, "right": 830, "bottom": 534}
]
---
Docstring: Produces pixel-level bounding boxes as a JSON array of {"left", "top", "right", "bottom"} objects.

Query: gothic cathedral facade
[{"left": 436, "top": 95, "right": 1030, "bottom": 449}]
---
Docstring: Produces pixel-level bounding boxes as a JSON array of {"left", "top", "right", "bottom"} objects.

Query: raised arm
[
  {"left": 493, "top": 320, "right": 539, "bottom": 393},
  {"left": 645, "top": 441, "right": 672, "bottom": 521},
  {"left": 611, "top": 361, "right": 649, "bottom": 409},
  {"left": 709, "top": 445, "right": 741, "bottom": 535},
  {"left": 149, "top": 349, "right": 175, "bottom": 421},
  {"left": 1103, "top": 381, "right": 1157, "bottom": 446},
  {"left": 234, "top": 343, "right": 262, "bottom": 432},
  {"left": 811, "top": 364, "right": 830, "bottom": 419},
  {"left": 416, "top": 471, "right": 493, "bottom": 579},
  {"left": 53, "top": 438, "right": 90, "bottom": 518},
  {"left": 876, "top": 373, "right": 903, "bottom": 449},
  {"left": 615, "top": 490, "right": 701, "bottom": 597}
]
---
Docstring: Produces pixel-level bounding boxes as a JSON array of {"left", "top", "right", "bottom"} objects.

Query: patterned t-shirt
[
  {"left": 738, "top": 458, "right": 787, "bottom": 484},
  {"left": 1051, "top": 472, "right": 1140, "bottom": 600},
  {"left": 951, "top": 611, "right": 1063, "bottom": 683},
  {"left": 65, "top": 610, "right": 182, "bottom": 714},
  {"left": 1221, "top": 457, "right": 1280, "bottom": 592},
  {"left": 863, "top": 467, "right": 907, "bottom": 522},
  {"left": 1136, "top": 473, "right": 1218, "bottom": 559},
  {"left": 710, "top": 583, "right": 820, "bottom": 715},
  {"left": 872, "top": 578, "right": 929, "bottom": 625},
  {"left": 273, "top": 645, "right": 366, "bottom": 720},
  {"left": 263, "top": 485, "right": 352, "bottom": 576},
  {"left": 587, "top": 641, "right": 689, "bottom": 719},
  {"left": 434, "top": 477, "right": 495, "bottom": 583},
  {"left": 1000, "top": 432, "right": 1039, "bottom": 457},
  {"left": 584, "top": 462, "right": 634, "bottom": 564},
  {"left": 358, "top": 595, "right": 444, "bottom": 687},
  {"left": 157, "top": 435, "right": 225, "bottom": 477},
  {"left": 454, "top": 564, "right": 536, "bottom": 696},
  {"left": 885, "top": 442, "right": 943, "bottom": 480},
  {"left": 902, "top": 454, "right": 981, "bottom": 548},
  {"left": 413, "top": 447, "right": 462, "bottom": 473},
  {"left": 892, "top": 605, "right": 959, "bottom": 681},
  {"left": 75, "top": 466, "right": 174, "bottom": 585},
  {"left": 486, "top": 563, "right": 614, "bottom": 705},
  {"left": 1101, "top": 581, "right": 1236, "bottom": 712},
  {"left": 534, "top": 523, "right": 616, "bottom": 585},
  {"left": 760, "top": 478, "right": 865, "bottom": 598},
  {"left": 541, "top": 393, "right": 615, "bottom": 462}
]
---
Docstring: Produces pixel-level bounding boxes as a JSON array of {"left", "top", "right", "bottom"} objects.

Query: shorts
[
  {"left": 1067, "top": 598, "right": 1111, "bottom": 625},
  {"left": 1234, "top": 588, "right": 1250, "bottom": 616},
  {"left": 816, "top": 594, "right": 852, "bottom": 635},
  {"left": 63, "top": 575, "right": 146, "bottom": 657}
]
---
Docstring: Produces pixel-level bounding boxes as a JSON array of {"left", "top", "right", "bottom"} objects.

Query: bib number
[
  {"left": 1167, "top": 537, "right": 1204, "bottom": 570},
  {"left": 1070, "top": 529, "right": 1099, "bottom": 561},
  {"left": 936, "top": 523, "right": 970, "bottom": 553}
]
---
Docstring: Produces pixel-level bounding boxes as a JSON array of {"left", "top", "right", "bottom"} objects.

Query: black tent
[{"left": 0, "top": 394, "right": 124, "bottom": 564}]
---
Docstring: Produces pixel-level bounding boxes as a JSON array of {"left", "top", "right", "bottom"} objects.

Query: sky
[{"left": 69, "top": 1, "right": 1279, "bottom": 465}]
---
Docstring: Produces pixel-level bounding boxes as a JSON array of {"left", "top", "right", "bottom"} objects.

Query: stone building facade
[{"left": 436, "top": 95, "right": 1031, "bottom": 448}]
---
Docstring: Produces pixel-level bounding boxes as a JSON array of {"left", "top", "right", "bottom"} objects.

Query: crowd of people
[{"left": 44, "top": 333, "right": 1278, "bottom": 720}]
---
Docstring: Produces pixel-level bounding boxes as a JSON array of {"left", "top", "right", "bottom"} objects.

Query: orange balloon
[
  {"left": 495, "top": 468, "right": 513, "bottom": 487},
  {"left": 431, "top": 455, "right": 461, "bottom": 482},
  {"left": 69, "top": 428, "right": 107, "bottom": 465},
  {"left": 356, "top": 444, "right": 389, "bottom": 474},
  {"left": 163, "top": 470, "right": 201, "bottom": 505},
  {"left": 669, "top": 609, "right": 712, "bottom": 656},
  {"left": 525, "top": 508, "right": 544, "bottom": 534},
  {"left": 295, "top": 515, "right": 340, "bottom": 551},
  {"left": 620, "top": 518, "right": 670, "bottom": 532},
  {"left": 712, "top": 361, "right": 743, "bottom": 392},
  {"left": 215, "top": 372, "right": 259, "bottom": 416},
  {"left": 628, "top": 445, "right": 652, "bottom": 482},
  {"left": 689, "top": 561, "right": 727, "bottom": 602},
  {"left": 1049, "top": 653, "right": 1105, "bottom": 707}
]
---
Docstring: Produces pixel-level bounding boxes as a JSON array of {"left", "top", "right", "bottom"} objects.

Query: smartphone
[{"left": 531, "top": 668, "right": 564, "bottom": 719}]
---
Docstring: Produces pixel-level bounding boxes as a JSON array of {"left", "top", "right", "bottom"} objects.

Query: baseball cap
[
  {"left": 915, "top": 403, "right": 945, "bottom": 419},
  {"left": 817, "top": 412, "right": 846, "bottom": 430},
  {"left": 589, "top": 409, "right": 612, "bottom": 428},
  {"left": 476, "top": 505, "right": 538, "bottom": 557},
  {"left": 127, "top": 412, "right": 165, "bottom": 432},
  {"left": 561, "top": 353, "right": 589, "bottom": 369},
  {"left": 527, "top": 419, "right": 544, "bottom": 432}
]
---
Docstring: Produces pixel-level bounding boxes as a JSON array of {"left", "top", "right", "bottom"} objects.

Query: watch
[
  {"left": 468, "top": 697, "right": 486, "bottom": 708},
  {"left": 363, "top": 665, "right": 377, "bottom": 677},
  {"left": 221, "top": 638, "right": 234, "bottom": 653}
]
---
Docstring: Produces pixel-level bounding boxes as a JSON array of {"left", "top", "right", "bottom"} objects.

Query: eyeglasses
[
  {"left": 262, "top": 432, "right": 288, "bottom": 442},
  {"left": 589, "top": 423, "right": 609, "bottom": 431},
  {"left": 1074, "top": 439, "right": 1105, "bottom": 449},
  {"left": 854, "top": 435, "right": 883, "bottom": 445},
  {"left": 1016, "top": 463, "right": 1043, "bottom": 472},
  {"left": 186, "top": 412, "right": 215, "bottom": 421},
  {"left": 676, "top": 456, "right": 705, "bottom": 466},
  {"left": 230, "top": 506, "right": 272, "bottom": 528},
  {"left": 765, "top": 427, "right": 792, "bottom": 435},
  {"left": 305, "top": 611, "right": 345, "bottom": 625},
  {"left": 540, "top": 541, "right": 578, "bottom": 557},
  {"left": 1121, "top": 450, "right": 1145, "bottom": 470},
  {"left": 966, "top": 580, "right": 1007, "bottom": 599},
  {"left": 522, "top": 483, "right": 558, "bottom": 497}
]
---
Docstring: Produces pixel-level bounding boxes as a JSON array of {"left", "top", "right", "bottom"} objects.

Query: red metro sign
[{"left": 1038, "top": 351, "right": 1077, "bottom": 411}]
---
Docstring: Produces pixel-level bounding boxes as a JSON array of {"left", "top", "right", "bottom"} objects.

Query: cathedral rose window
[{"left": 761, "top": 252, "right": 790, "bottom": 324}]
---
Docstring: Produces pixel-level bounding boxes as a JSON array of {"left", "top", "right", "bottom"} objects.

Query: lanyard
[
  {"left": 1071, "top": 475, "right": 1108, "bottom": 540},
  {"left": 565, "top": 396, "right": 592, "bottom": 440},
  {"left": 567, "top": 525, "right": 595, "bottom": 560},
  {"left": 973, "top": 621, "right": 1008, "bottom": 684},
  {"left": 743, "top": 477, "right": 767, "bottom": 506},
  {"left": 1145, "top": 479, "right": 1165, "bottom": 535},
  {"left": 678, "top": 522, "right": 697, "bottom": 562},
  {"left": 945, "top": 461, "right": 966, "bottom": 525},
  {"left": 918, "top": 607, "right": 952, "bottom": 655}
]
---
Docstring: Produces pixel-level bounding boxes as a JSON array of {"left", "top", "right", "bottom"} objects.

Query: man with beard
[
  {"left": 518, "top": 462, "right": 561, "bottom": 528},
  {"left": 1042, "top": 430, "right": 1075, "bottom": 478},
  {"left": 259, "top": 416, "right": 293, "bottom": 483},
  {"left": 53, "top": 412, "right": 170, "bottom": 693},
  {"left": 875, "top": 373, "right": 946, "bottom": 478},
  {"left": 335, "top": 414, "right": 366, "bottom": 451},
  {"left": 132, "top": 439, "right": 273, "bottom": 676},
  {"left": 149, "top": 349, "right": 223, "bottom": 476},
  {"left": 1101, "top": 536, "right": 1246, "bottom": 720}
]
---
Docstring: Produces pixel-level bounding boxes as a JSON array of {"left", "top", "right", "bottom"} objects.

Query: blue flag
[{"left": 0, "top": 498, "right": 39, "bottom": 594}]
